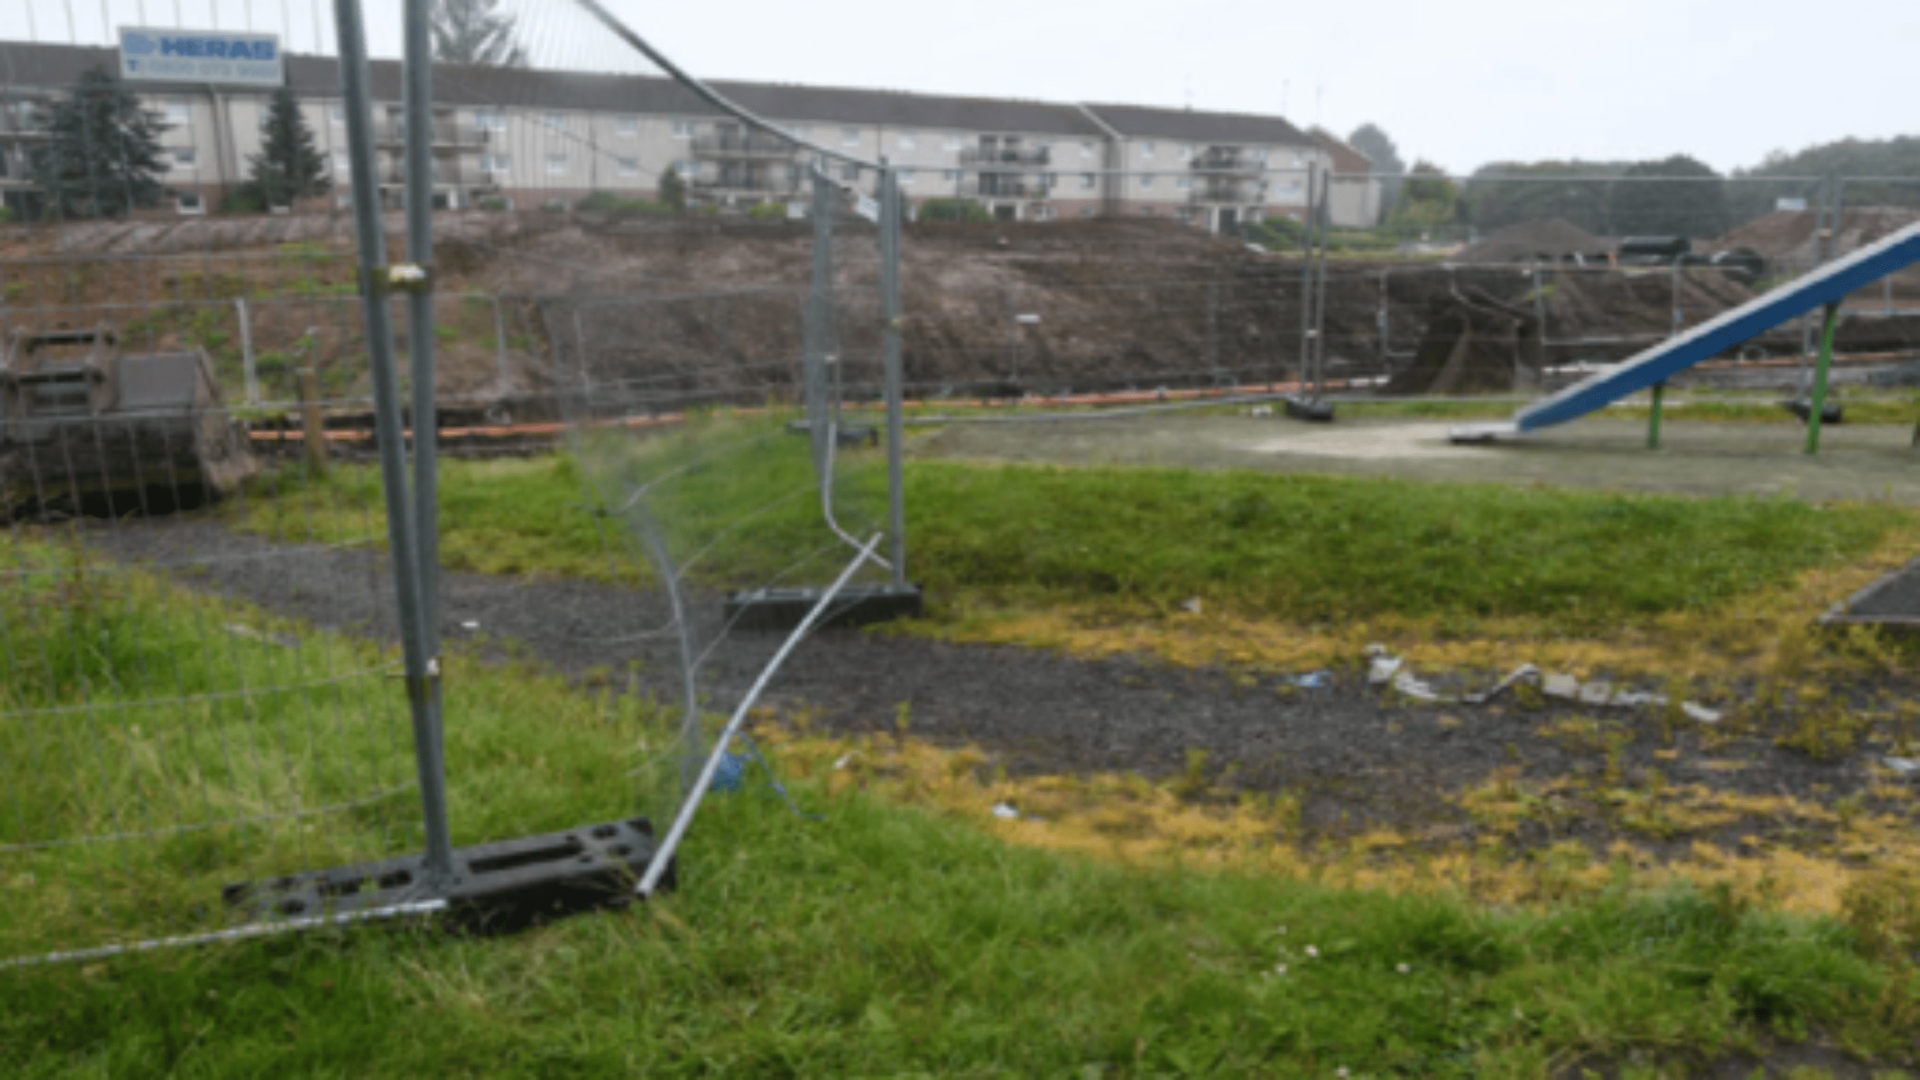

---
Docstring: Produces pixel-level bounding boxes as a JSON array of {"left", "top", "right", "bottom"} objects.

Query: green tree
[
  {"left": 430, "top": 0, "right": 526, "bottom": 66},
  {"left": 657, "top": 165, "right": 687, "bottom": 214},
  {"left": 1346, "top": 122, "right": 1405, "bottom": 220},
  {"left": 244, "top": 87, "right": 330, "bottom": 210},
  {"left": 1607, "top": 154, "right": 1727, "bottom": 238},
  {"left": 1386, "top": 160, "right": 1459, "bottom": 232},
  {"left": 1460, "top": 160, "right": 1622, "bottom": 235},
  {"left": 32, "top": 66, "right": 168, "bottom": 219}
]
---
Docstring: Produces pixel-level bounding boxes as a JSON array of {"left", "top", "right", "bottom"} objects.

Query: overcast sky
[{"left": 16, "top": 0, "right": 1918, "bottom": 174}]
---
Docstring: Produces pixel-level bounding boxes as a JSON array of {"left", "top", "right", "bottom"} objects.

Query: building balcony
[
  {"left": 1191, "top": 146, "right": 1259, "bottom": 177},
  {"left": 689, "top": 132, "right": 796, "bottom": 159},
  {"left": 976, "top": 176, "right": 1046, "bottom": 199},
  {"left": 961, "top": 146, "right": 1051, "bottom": 167},
  {"left": 373, "top": 121, "right": 490, "bottom": 149},
  {"left": 379, "top": 163, "right": 485, "bottom": 187},
  {"left": 1189, "top": 179, "right": 1260, "bottom": 204}
]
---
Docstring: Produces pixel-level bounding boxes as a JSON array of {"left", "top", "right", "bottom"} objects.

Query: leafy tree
[
  {"left": 1387, "top": 161, "right": 1459, "bottom": 231},
  {"left": 32, "top": 67, "right": 168, "bottom": 219},
  {"left": 243, "top": 87, "right": 329, "bottom": 210},
  {"left": 1606, "top": 154, "right": 1727, "bottom": 238},
  {"left": 1347, "top": 122, "right": 1405, "bottom": 220},
  {"left": 430, "top": 0, "right": 526, "bottom": 66},
  {"left": 1731, "top": 135, "right": 1920, "bottom": 221},
  {"left": 657, "top": 165, "right": 687, "bottom": 214},
  {"left": 1460, "top": 160, "right": 1622, "bottom": 235}
]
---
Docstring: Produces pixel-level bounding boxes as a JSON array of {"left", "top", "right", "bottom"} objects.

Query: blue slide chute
[{"left": 1452, "top": 221, "right": 1920, "bottom": 439}]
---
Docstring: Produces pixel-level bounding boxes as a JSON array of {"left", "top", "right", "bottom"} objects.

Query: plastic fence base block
[
  {"left": 1282, "top": 395, "right": 1336, "bottom": 422},
  {"left": 725, "top": 583, "right": 924, "bottom": 631},
  {"left": 785, "top": 419, "right": 880, "bottom": 447},
  {"left": 223, "top": 818, "right": 671, "bottom": 935}
]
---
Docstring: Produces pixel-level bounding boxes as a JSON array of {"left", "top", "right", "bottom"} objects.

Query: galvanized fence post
[
  {"left": 490, "top": 294, "right": 510, "bottom": 391},
  {"left": 803, "top": 164, "right": 835, "bottom": 478},
  {"left": 235, "top": 297, "right": 260, "bottom": 408},
  {"left": 330, "top": 0, "right": 454, "bottom": 885},
  {"left": 879, "top": 165, "right": 908, "bottom": 587},
  {"left": 402, "top": 0, "right": 447, "bottom": 874}
]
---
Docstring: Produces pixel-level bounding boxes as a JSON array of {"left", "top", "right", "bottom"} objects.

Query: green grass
[
  {"left": 241, "top": 424, "right": 1913, "bottom": 632},
  {"left": 5, "top": 544, "right": 1920, "bottom": 1074}
]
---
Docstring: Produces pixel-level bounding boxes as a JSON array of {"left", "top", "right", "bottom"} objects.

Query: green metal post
[
  {"left": 1647, "top": 381, "right": 1664, "bottom": 450},
  {"left": 1805, "top": 303, "right": 1839, "bottom": 455}
]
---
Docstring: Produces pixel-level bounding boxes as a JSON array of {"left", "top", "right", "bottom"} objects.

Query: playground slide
[{"left": 1451, "top": 220, "right": 1920, "bottom": 441}]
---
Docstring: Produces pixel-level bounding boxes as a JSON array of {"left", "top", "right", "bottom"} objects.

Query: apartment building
[{"left": 0, "top": 40, "right": 1377, "bottom": 230}]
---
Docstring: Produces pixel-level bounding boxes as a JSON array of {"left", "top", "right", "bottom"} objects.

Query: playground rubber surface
[{"left": 911, "top": 414, "right": 1920, "bottom": 505}]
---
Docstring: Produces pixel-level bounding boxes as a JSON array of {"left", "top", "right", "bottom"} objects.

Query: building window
[
  {"left": 176, "top": 191, "right": 205, "bottom": 215},
  {"left": 544, "top": 112, "right": 566, "bottom": 130},
  {"left": 617, "top": 157, "right": 640, "bottom": 177},
  {"left": 841, "top": 126, "right": 860, "bottom": 146},
  {"left": 1141, "top": 140, "right": 1156, "bottom": 158},
  {"left": 898, "top": 169, "right": 915, "bottom": 185},
  {"left": 674, "top": 160, "right": 697, "bottom": 178},
  {"left": 671, "top": 119, "right": 696, "bottom": 138},
  {"left": 614, "top": 115, "right": 639, "bottom": 137},
  {"left": 170, "top": 146, "right": 196, "bottom": 168},
  {"left": 474, "top": 109, "right": 505, "bottom": 131},
  {"left": 1141, "top": 174, "right": 1155, "bottom": 188},
  {"left": 481, "top": 153, "right": 511, "bottom": 173},
  {"left": 1042, "top": 172, "right": 1056, "bottom": 190},
  {"left": 1181, "top": 145, "right": 1195, "bottom": 162},
  {"left": 162, "top": 102, "right": 191, "bottom": 127},
  {"left": 1254, "top": 148, "right": 1269, "bottom": 163},
  {"left": 944, "top": 132, "right": 963, "bottom": 151},
  {"left": 785, "top": 123, "right": 809, "bottom": 141},
  {"left": 1079, "top": 206, "right": 1096, "bottom": 217},
  {"left": 897, "top": 130, "right": 915, "bottom": 149},
  {"left": 1080, "top": 141, "right": 1095, "bottom": 159},
  {"left": 1177, "top": 176, "right": 1192, "bottom": 189},
  {"left": 1080, "top": 173, "right": 1095, "bottom": 189},
  {"left": 329, "top": 104, "right": 346, "bottom": 126},
  {"left": 546, "top": 154, "right": 568, "bottom": 175},
  {"left": 841, "top": 162, "right": 860, "bottom": 181},
  {"left": 1139, "top": 206, "right": 1155, "bottom": 216}
]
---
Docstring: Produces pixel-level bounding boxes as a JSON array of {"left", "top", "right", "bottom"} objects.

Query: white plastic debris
[
  {"left": 991, "top": 802, "right": 1020, "bottom": 820},
  {"left": 460, "top": 619, "right": 481, "bottom": 632},
  {"left": 1249, "top": 404, "right": 1275, "bottom": 417},
  {"left": 1363, "top": 645, "right": 1721, "bottom": 723},
  {"left": 1181, "top": 596, "right": 1204, "bottom": 615},
  {"left": 1883, "top": 756, "right": 1920, "bottom": 775}
]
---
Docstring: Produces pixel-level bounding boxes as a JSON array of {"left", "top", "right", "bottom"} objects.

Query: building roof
[
  {"left": 1079, "top": 102, "right": 1315, "bottom": 147},
  {"left": 0, "top": 41, "right": 1109, "bottom": 137},
  {"left": 1308, "top": 128, "right": 1372, "bottom": 175}
]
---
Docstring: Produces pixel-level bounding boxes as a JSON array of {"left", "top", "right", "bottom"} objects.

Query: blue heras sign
[{"left": 118, "top": 27, "right": 284, "bottom": 87}]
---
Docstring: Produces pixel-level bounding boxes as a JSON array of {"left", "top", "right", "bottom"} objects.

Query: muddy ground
[
  {"left": 84, "top": 514, "right": 1919, "bottom": 867},
  {"left": 12, "top": 213, "right": 1914, "bottom": 415}
]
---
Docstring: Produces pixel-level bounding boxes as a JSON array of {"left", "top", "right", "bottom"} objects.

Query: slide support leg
[
  {"left": 1648, "top": 381, "right": 1664, "bottom": 450},
  {"left": 1806, "top": 303, "right": 1839, "bottom": 456}
]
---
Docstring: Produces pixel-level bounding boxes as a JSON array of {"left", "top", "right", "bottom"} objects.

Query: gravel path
[{"left": 86, "top": 514, "right": 1888, "bottom": 844}]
